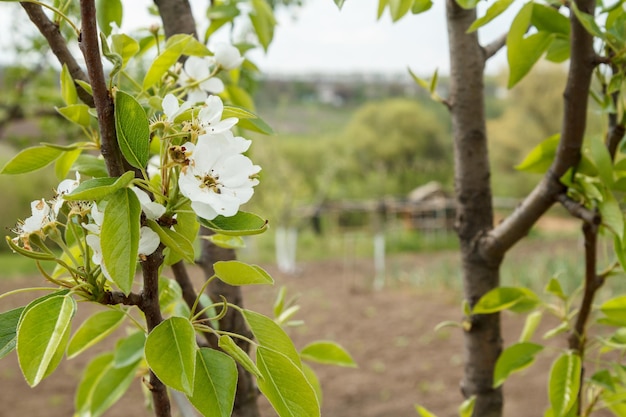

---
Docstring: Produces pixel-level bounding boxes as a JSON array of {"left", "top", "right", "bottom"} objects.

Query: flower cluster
[
  {"left": 177, "top": 43, "right": 245, "bottom": 103},
  {"left": 159, "top": 90, "right": 260, "bottom": 221}
]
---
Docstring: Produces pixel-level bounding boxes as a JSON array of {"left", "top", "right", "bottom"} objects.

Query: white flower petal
[
  {"left": 184, "top": 56, "right": 211, "bottom": 79},
  {"left": 132, "top": 187, "right": 166, "bottom": 220},
  {"left": 139, "top": 226, "right": 160, "bottom": 256},
  {"left": 200, "top": 77, "right": 224, "bottom": 94},
  {"left": 212, "top": 43, "right": 245, "bottom": 70}
]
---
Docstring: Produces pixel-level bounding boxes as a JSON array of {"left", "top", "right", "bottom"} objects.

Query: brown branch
[
  {"left": 483, "top": 32, "right": 507, "bottom": 60},
  {"left": 140, "top": 246, "right": 171, "bottom": 417},
  {"left": 100, "top": 290, "right": 143, "bottom": 306},
  {"left": 153, "top": 0, "right": 197, "bottom": 39},
  {"left": 171, "top": 261, "right": 219, "bottom": 349},
  {"left": 78, "top": 0, "right": 127, "bottom": 177},
  {"left": 481, "top": 0, "right": 596, "bottom": 260},
  {"left": 556, "top": 194, "right": 600, "bottom": 225},
  {"left": 20, "top": 2, "right": 94, "bottom": 107}
]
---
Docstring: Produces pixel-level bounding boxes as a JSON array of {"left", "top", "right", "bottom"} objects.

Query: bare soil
[{"left": 0, "top": 238, "right": 593, "bottom": 417}]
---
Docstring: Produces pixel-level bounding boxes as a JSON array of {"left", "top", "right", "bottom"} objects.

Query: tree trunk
[
  {"left": 446, "top": 2, "right": 503, "bottom": 416},
  {"left": 199, "top": 229, "right": 260, "bottom": 417}
]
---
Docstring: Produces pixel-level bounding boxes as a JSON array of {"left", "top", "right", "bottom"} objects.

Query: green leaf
[
  {"left": 243, "top": 310, "right": 300, "bottom": 366},
  {"left": 545, "top": 277, "right": 566, "bottom": 300},
  {"left": 198, "top": 211, "right": 268, "bottom": 235},
  {"left": 412, "top": 0, "right": 433, "bottom": 14},
  {"left": 67, "top": 310, "right": 126, "bottom": 358},
  {"left": 214, "top": 261, "right": 274, "bottom": 286},
  {"left": 111, "top": 34, "right": 139, "bottom": 67},
  {"left": 590, "top": 369, "right": 615, "bottom": 392},
  {"left": 165, "top": 199, "right": 199, "bottom": 265},
  {"left": 516, "top": 134, "right": 560, "bottom": 173},
  {"left": 302, "top": 362, "right": 322, "bottom": 403},
  {"left": 143, "top": 34, "right": 210, "bottom": 90},
  {"left": 147, "top": 219, "right": 195, "bottom": 264},
  {"left": 250, "top": 0, "right": 276, "bottom": 52},
  {"left": 415, "top": 405, "right": 438, "bottom": 417},
  {"left": 17, "top": 295, "right": 76, "bottom": 386},
  {"left": 458, "top": 396, "right": 476, "bottom": 417},
  {"left": 100, "top": 33, "right": 123, "bottom": 80},
  {"left": 507, "top": 2, "right": 554, "bottom": 87},
  {"left": 75, "top": 352, "right": 139, "bottom": 417},
  {"left": 472, "top": 287, "right": 539, "bottom": 314},
  {"left": 467, "top": 0, "right": 515, "bottom": 33},
  {"left": 101, "top": 188, "right": 141, "bottom": 294},
  {"left": 549, "top": 352, "right": 581, "bottom": 417},
  {"left": 96, "top": 0, "right": 122, "bottom": 37},
  {"left": 218, "top": 335, "right": 263, "bottom": 379},
  {"left": 300, "top": 341, "right": 356, "bottom": 367},
  {"left": 60, "top": 64, "right": 77, "bottom": 105},
  {"left": 225, "top": 84, "right": 256, "bottom": 111},
  {"left": 570, "top": 2, "right": 604, "bottom": 39},
  {"left": 545, "top": 36, "right": 570, "bottom": 63},
  {"left": 333, "top": 0, "right": 346, "bottom": 9},
  {"left": 145, "top": 317, "right": 196, "bottom": 395},
  {"left": 203, "top": 234, "right": 246, "bottom": 249},
  {"left": 377, "top": 0, "right": 388, "bottom": 19},
  {"left": 0, "top": 307, "right": 25, "bottom": 359},
  {"left": 1, "top": 145, "right": 63, "bottom": 175},
  {"left": 187, "top": 348, "right": 237, "bottom": 417},
  {"left": 256, "top": 347, "right": 321, "bottom": 417},
  {"left": 455, "top": 0, "right": 480, "bottom": 9},
  {"left": 493, "top": 342, "right": 543, "bottom": 388},
  {"left": 113, "top": 331, "right": 146, "bottom": 368},
  {"left": 115, "top": 90, "right": 150, "bottom": 169},
  {"left": 389, "top": 0, "right": 413, "bottom": 22},
  {"left": 55, "top": 148, "right": 82, "bottom": 180},
  {"left": 65, "top": 171, "right": 134, "bottom": 201},
  {"left": 599, "top": 190, "right": 624, "bottom": 241},
  {"left": 587, "top": 136, "right": 614, "bottom": 187},
  {"left": 5, "top": 237, "right": 55, "bottom": 261},
  {"left": 519, "top": 311, "right": 543, "bottom": 343},
  {"left": 57, "top": 104, "right": 92, "bottom": 127},
  {"left": 601, "top": 295, "right": 626, "bottom": 324},
  {"left": 531, "top": 3, "right": 569, "bottom": 35},
  {"left": 72, "top": 154, "right": 108, "bottom": 178}
]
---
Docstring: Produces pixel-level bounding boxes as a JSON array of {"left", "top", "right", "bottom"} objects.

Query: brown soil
[{"left": 0, "top": 238, "right": 600, "bottom": 417}]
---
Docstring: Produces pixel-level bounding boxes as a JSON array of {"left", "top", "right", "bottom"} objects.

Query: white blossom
[
  {"left": 198, "top": 95, "right": 238, "bottom": 134},
  {"left": 132, "top": 187, "right": 166, "bottom": 220},
  {"left": 178, "top": 132, "right": 260, "bottom": 220},
  {"left": 21, "top": 199, "right": 53, "bottom": 235},
  {"left": 211, "top": 43, "right": 244, "bottom": 70},
  {"left": 54, "top": 172, "right": 81, "bottom": 215},
  {"left": 178, "top": 56, "right": 224, "bottom": 103},
  {"left": 139, "top": 226, "right": 160, "bottom": 256},
  {"left": 162, "top": 93, "right": 192, "bottom": 122}
]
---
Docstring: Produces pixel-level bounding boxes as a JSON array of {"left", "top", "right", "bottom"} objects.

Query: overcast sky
[{"left": 0, "top": 0, "right": 521, "bottom": 76}]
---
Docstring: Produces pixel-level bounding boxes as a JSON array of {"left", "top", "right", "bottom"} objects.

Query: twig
[
  {"left": 556, "top": 194, "right": 600, "bottom": 225},
  {"left": 171, "top": 261, "right": 219, "bottom": 349},
  {"left": 483, "top": 32, "right": 507, "bottom": 60},
  {"left": 20, "top": 2, "right": 94, "bottom": 107},
  {"left": 100, "top": 290, "right": 143, "bottom": 306},
  {"left": 153, "top": 0, "right": 197, "bottom": 39},
  {"left": 140, "top": 246, "right": 171, "bottom": 417}
]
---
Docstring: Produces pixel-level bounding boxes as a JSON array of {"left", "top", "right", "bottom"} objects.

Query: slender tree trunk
[
  {"left": 199, "top": 230, "right": 260, "bottom": 417},
  {"left": 446, "top": 3, "right": 503, "bottom": 416}
]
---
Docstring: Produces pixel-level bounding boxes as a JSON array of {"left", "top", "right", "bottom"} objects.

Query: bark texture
[
  {"left": 446, "top": 1, "right": 597, "bottom": 416},
  {"left": 200, "top": 230, "right": 260, "bottom": 417},
  {"left": 445, "top": 3, "right": 502, "bottom": 416},
  {"left": 154, "top": 1, "right": 260, "bottom": 415}
]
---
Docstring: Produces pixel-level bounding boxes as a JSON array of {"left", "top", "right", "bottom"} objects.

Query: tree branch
[
  {"left": 153, "top": 0, "right": 197, "bottom": 39},
  {"left": 140, "top": 246, "right": 171, "bottom": 417},
  {"left": 481, "top": 0, "right": 596, "bottom": 260},
  {"left": 20, "top": 2, "right": 94, "bottom": 107},
  {"left": 78, "top": 0, "right": 127, "bottom": 177},
  {"left": 171, "top": 261, "right": 219, "bottom": 349},
  {"left": 556, "top": 194, "right": 600, "bottom": 225},
  {"left": 100, "top": 290, "right": 143, "bottom": 306},
  {"left": 483, "top": 32, "right": 507, "bottom": 60}
]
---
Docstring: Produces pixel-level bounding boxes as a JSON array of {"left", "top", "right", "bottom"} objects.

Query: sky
[{"left": 0, "top": 0, "right": 521, "bottom": 76}]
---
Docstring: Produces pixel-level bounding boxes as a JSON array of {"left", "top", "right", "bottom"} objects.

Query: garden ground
[{"left": 0, "top": 234, "right": 611, "bottom": 417}]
